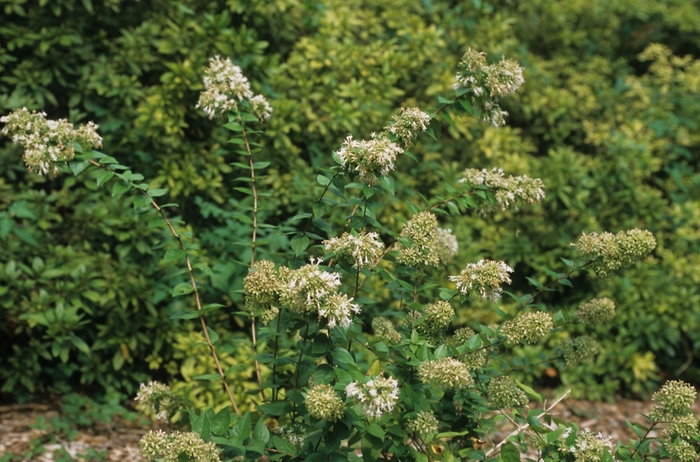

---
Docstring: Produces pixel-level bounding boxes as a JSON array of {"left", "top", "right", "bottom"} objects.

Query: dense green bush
[{"left": 2, "top": 0, "right": 700, "bottom": 402}]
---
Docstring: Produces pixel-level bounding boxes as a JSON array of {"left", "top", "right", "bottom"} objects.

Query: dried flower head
[
  {"left": 408, "top": 411, "right": 439, "bottom": 435},
  {"left": 576, "top": 229, "right": 656, "bottom": 278},
  {"left": 244, "top": 260, "right": 279, "bottom": 312},
  {"left": 135, "top": 381, "right": 175, "bottom": 422},
  {"left": 653, "top": 380, "right": 697, "bottom": 417},
  {"left": 335, "top": 132, "right": 403, "bottom": 183},
  {"left": 487, "top": 376, "right": 528, "bottom": 409},
  {"left": 501, "top": 311, "right": 553, "bottom": 345},
  {"left": 345, "top": 376, "right": 400, "bottom": 419},
  {"left": 324, "top": 232, "right": 385, "bottom": 268},
  {"left": 449, "top": 259, "right": 513, "bottom": 301},
  {"left": 140, "top": 430, "right": 220, "bottom": 462},
  {"left": 279, "top": 258, "right": 341, "bottom": 315},
  {"left": 435, "top": 228, "right": 459, "bottom": 264},
  {"left": 318, "top": 293, "right": 361, "bottom": 329},
  {"left": 560, "top": 336, "right": 599, "bottom": 366},
  {"left": 305, "top": 384, "right": 345, "bottom": 422},
  {"left": 386, "top": 107, "right": 431, "bottom": 147},
  {"left": 2, "top": 107, "right": 102, "bottom": 175},
  {"left": 418, "top": 357, "right": 473, "bottom": 390},
  {"left": 372, "top": 317, "right": 402, "bottom": 343},
  {"left": 196, "top": 56, "right": 271, "bottom": 121},
  {"left": 396, "top": 211, "right": 440, "bottom": 267},
  {"left": 576, "top": 298, "right": 616, "bottom": 327},
  {"left": 453, "top": 48, "right": 524, "bottom": 127},
  {"left": 460, "top": 168, "right": 546, "bottom": 213}
]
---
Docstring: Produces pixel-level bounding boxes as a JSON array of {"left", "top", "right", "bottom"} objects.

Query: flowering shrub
[{"left": 4, "top": 49, "right": 697, "bottom": 462}]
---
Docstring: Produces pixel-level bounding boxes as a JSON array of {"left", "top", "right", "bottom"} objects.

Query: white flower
[{"left": 346, "top": 376, "right": 400, "bottom": 419}]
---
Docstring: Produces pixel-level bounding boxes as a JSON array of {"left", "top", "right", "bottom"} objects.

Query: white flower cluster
[
  {"left": 345, "top": 375, "right": 400, "bottom": 419},
  {"left": 135, "top": 381, "right": 173, "bottom": 422},
  {"left": 324, "top": 231, "right": 385, "bottom": 268},
  {"left": 140, "top": 430, "right": 220, "bottom": 462},
  {"left": 318, "top": 293, "right": 361, "bottom": 329},
  {"left": 1, "top": 107, "right": 102, "bottom": 175},
  {"left": 460, "top": 168, "right": 546, "bottom": 212},
  {"left": 386, "top": 107, "right": 432, "bottom": 147},
  {"left": 449, "top": 259, "right": 513, "bottom": 301},
  {"left": 435, "top": 228, "right": 459, "bottom": 264},
  {"left": 196, "top": 56, "right": 272, "bottom": 121},
  {"left": 561, "top": 429, "right": 615, "bottom": 462},
  {"left": 453, "top": 48, "right": 524, "bottom": 127},
  {"left": 334, "top": 132, "right": 403, "bottom": 183},
  {"left": 279, "top": 258, "right": 342, "bottom": 315}
]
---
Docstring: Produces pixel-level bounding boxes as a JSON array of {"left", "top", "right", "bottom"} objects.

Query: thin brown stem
[
  {"left": 271, "top": 313, "right": 283, "bottom": 402},
  {"left": 87, "top": 159, "right": 241, "bottom": 415},
  {"left": 240, "top": 125, "right": 266, "bottom": 402}
]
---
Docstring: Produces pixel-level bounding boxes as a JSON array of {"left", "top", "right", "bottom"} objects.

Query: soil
[{"left": 2, "top": 392, "right": 699, "bottom": 461}]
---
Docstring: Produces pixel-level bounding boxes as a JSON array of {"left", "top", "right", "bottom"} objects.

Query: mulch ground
[{"left": 2, "top": 391, "right": 699, "bottom": 460}]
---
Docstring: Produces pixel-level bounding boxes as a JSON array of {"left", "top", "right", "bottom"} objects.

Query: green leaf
[
  {"left": 206, "top": 327, "right": 219, "bottom": 344},
  {"left": 148, "top": 188, "right": 168, "bottom": 197},
  {"left": 271, "top": 436, "right": 297, "bottom": 455},
  {"left": 232, "top": 412, "right": 252, "bottom": 439},
  {"left": 193, "top": 373, "right": 221, "bottom": 381},
  {"left": 317, "top": 174, "right": 331, "bottom": 186},
  {"left": 515, "top": 380, "right": 543, "bottom": 403},
  {"left": 111, "top": 181, "right": 131, "bottom": 197},
  {"left": 192, "top": 413, "right": 211, "bottom": 439},
  {"left": 253, "top": 419, "right": 270, "bottom": 444},
  {"left": 172, "top": 283, "right": 194, "bottom": 297},
  {"left": 223, "top": 122, "right": 243, "bottom": 131},
  {"left": 499, "top": 442, "right": 520, "bottom": 462},
  {"left": 193, "top": 263, "right": 214, "bottom": 277},
  {"left": 210, "top": 407, "right": 231, "bottom": 435},
  {"left": 291, "top": 235, "right": 310, "bottom": 256},
  {"left": 132, "top": 194, "right": 151, "bottom": 209},
  {"left": 170, "top": 310, "right": 200, "bottom": 320},
  {"left": 148, "top": 216, "right": 166, "bottom": 228},
  {"left": 163, "top": 249, "right": 187, "bottom": 263},
  {"left": 69, "top": 160, "right": 89, "bottom": 176},
  {"left": 69, "top": 334, "right": 91, "bottom": 356},
  {"left": 258, "top": 401, "right": 292, "bottom": 416},
  {"left": 366, "top": 423, "right": 384, "bottom": 440},
  {"left": 377, "top": 176, "right": 395, "bottom": 195}
]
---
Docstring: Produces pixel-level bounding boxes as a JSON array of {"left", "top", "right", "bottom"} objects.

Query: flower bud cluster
[
  {"left": 417, "top": 301, "right": 455, "bottom": 343},
  {"left": 501, "top": 311, "right": 553, "bottom": 345},
  {"left": 324, "top": 232, "right": 385, "bottom": 268},
  {"left": 576, "top": 298, "right": 616, "bottom": 327},
  {"left": 134, "top": 381, "right": 175, "bottom": 422},
  {"left": 418, "top": 357, "right": 473, "bottom": 390},
  {"left": 576, "top": 229, "right": 656, "bottom": 278},
  {"left": 305, "top": 384, "right": 345, "bottom": 422},
  {"left": 2, "top": 107, "right": 102, "bottom": 175},
  {"left": 561, "top": 429, "right": 614, "bottom": 462},
  {"left": 453, "top": 48, "right": 525, "bottom": 127},
  {"left": 396, "top": 211, "right": 441, "bottom": 267},
  {"left": 372, "top": 317, "right": 402, "bottom": 343},
  {"left": 487, "top": 376, "right": 528, "bottom": 409},
  {"left": 386, "top": 107, "right": 432, "bottom": 147},
  {"left": 460, "top": 168, "right": 545, "bottom": 212},
  {"left": 435, "top": 228, "right": 459, "bottom": 264},
  {"left": 560, "top": 336, "right": 599, "bottom": 366},
  {"left": 408, "top": 411, "right": 439, "bottom": 435},
  {"left": 661, "top": 414, "right": 699, "bottom": 443},
  {"left": 244, "top": 260, "right": 279, "bottom": 311},
  {"left": 196, "top": 56, "right": 272, "bottom": 121},
  {"left": 453, "top": 327, "right": 487, "bottom": 370},
  {"left": 449, "top": 259, "right": 513, "bottom": 301},
  {"left": 652, "top": 380, "right": 697, "bottom": 417},
  {"left": 667, "top": 440, "right": 697, "bottom": 462},
  {"left": 346, "top": 376, "right": 400, "bottom": 419},
  {"left": 140, "top": 430, "right": 220, "bottom": 462},
  {"left": 335, "top": 132, "right": 403, "bottom": 183}
]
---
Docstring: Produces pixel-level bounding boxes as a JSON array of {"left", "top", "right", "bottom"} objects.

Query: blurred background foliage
[{"left": 1, "top": 0, "right": 699, "bottom": 404}]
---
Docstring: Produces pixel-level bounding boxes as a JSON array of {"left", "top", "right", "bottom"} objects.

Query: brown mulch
[
  {"left": 0, "top": 403, "right": 166, "bottom": 461},
  {"left": 2, "top": 392, "right": 699, "bottom": 460}
]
